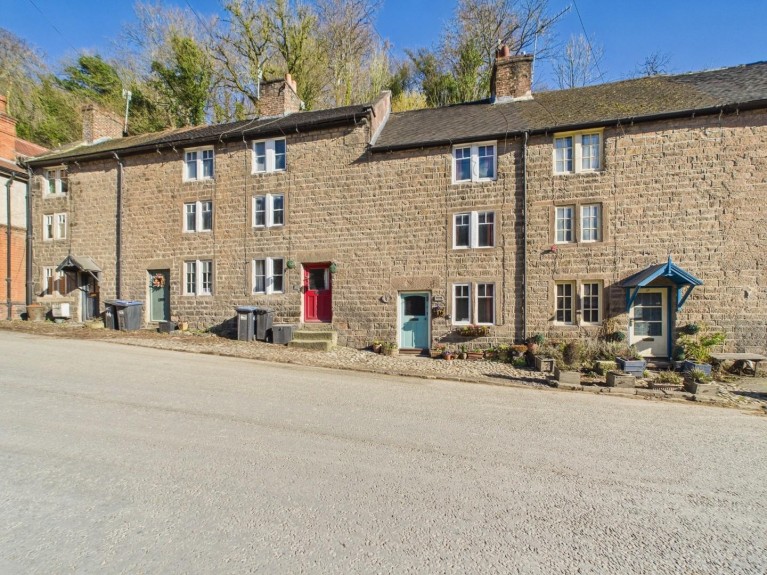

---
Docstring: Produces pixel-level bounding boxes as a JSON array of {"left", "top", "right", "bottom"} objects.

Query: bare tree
[
  {"left": 552, "top": 33, "right": 603, "bottom": 89},
  {"left": 635, "top": 51, "right": 671, "bottom": 77}
]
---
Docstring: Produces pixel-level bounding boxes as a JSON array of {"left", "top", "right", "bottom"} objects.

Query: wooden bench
[{"left": 710, "top": 353, "right": 767, "bottom": 377}]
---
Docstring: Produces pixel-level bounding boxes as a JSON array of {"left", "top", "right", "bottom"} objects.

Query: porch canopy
[
  {"left": 619, "top": 256, "right": 702, "bottom": 312},
  {"left": 56, "top": 255, "right": 102, "bottom": 281}
]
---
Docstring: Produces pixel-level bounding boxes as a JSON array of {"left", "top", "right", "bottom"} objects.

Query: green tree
[
  {"left": 151, "top": 35, "right": 213, "bottom": 126},
  {"left": 17, "top": 77, "right": 80, "bottom": 147}
]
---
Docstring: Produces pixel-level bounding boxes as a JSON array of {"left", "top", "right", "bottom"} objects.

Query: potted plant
[
  {"left": 456, "top": 325, "right": 489, "bottom": 337},
  {"left": 442, "top": 348, "right": 455, "bottom": 361},
  {"left": 616, "top": 345, "right": 646, "bottom": 378},
  {"left": 430, "top": 344, "right": 445, "bottom": 359},
  {"left": 554, "top": 341, "right": 582, "bottom": 384},
  {"left": 382, "top": 342, "right": 398, "bottom": 356},
  {"left": 683, "top": 368, "right": 717, "bottom": 395},
  {"left": 678, "top": 325, "right": 725, "bottom": 377},
  {"left": 466, "top": 348, "right": 484, "bottom": 361},
  {"left": 371, "top": 340, "right": 383, "bottom": 354},
  {"left": 458, "top": 344, "right": 468, "bottom": 360}
]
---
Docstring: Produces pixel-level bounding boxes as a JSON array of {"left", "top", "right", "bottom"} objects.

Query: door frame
[
  {"left": 147, "top": 269, "right": 171, "bottom": 323},
  {"left": 302, "top": 263, "right": 333, "bottom": 323},
  {"left": 397, "top": 291, "right": 431, "bottom": 350},
  {"left": 628, "top": 286, "right": 673, "bottom": 358}
]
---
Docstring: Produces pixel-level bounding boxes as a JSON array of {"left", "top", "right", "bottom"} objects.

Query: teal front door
[
  {"left": 149, "top": 269, "right": 170, "bottom": 322},
  {"left": 399, "top": 292, "right": 430, "bottom": 350}
]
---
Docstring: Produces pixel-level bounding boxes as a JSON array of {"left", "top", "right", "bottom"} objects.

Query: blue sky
[{"left": 4, "top": 0, "right": 767, "bottom": 88}]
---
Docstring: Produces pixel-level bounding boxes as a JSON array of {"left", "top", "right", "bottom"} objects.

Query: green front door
[
  {"left": 149, "top": 269, "right": 170, "bottom": 322},
  {"left": 399, "top": 292, "right": 430, "bottom": 349}
]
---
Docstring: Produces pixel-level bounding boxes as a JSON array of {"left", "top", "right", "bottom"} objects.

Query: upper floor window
[
  {"left": 184, "top": 260, "right": 213, "bottom": 295},
  {"left": 184, "top": 200, "right": 213, "bottom": 233},
  {"left": 453, "top": 210, "right": 495, "bottom": 249},
  {"left": 253, "top": 257, "right": 284, "bottom": 294},
  {"left": 553, "top": 131, "right": 602, "bottom": 174},
  {"left": 45, "top": 169, "right": 68, "bottom": 196},
  {"left": 253, "top": 194, "right": 285, "bottom": 228},
  {"left": 253, "top": 138, "right": 286, "bottom": 173},
  {"left": 184, "top": 147, "right": 214, "bottom": 181},
  {"left": 453, "top": 142, "right": 496, "bottom": 183},
  {"left": 580, "top": 204, "right": 601, "bottom": 242},
  {"left": 555, "top": 206, "right": 574, "bottom": 243},
  {"left": 43, "top": 213, "right": 67, "bottom": 241}
]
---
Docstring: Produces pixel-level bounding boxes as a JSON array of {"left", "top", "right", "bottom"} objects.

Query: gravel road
[{"left": 1, "top": 331, "right": 765, "bottom": 574}]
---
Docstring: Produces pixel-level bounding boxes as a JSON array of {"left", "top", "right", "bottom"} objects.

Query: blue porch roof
[{"left": 620, "top": 256, "right": 702, "bottom": 312}]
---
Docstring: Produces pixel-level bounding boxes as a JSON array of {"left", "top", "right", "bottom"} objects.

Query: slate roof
[
  {"left": 372, "top": 61, "right": 767, "bottom": 151},
  {"left": 28, "top": 103, "right": 373, "bottom": 165}
]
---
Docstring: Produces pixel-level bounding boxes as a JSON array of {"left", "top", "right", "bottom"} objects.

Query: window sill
[
  {"left": 183, "top": 178, "right": 215, "bottom": 184},
  {"left": 252, "top": 170, "right": 287, "bottom": 176},
  {"left": 452, "top": 178, "right": 497, "bottom": 185}
]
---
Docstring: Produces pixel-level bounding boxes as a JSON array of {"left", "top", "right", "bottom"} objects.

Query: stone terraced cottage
[{"left": 25, "top": 51, "right": 767, "bottom": 356}]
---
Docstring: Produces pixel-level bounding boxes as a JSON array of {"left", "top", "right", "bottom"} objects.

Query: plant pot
[
  {"left": 554, "top": 365, "right": 581, "bottom": 385},
  {"left": 179, "top": 321, "right": 189, "bottom": 331},
  {"left": 430, "top": 349, "right": 443, "bottom": 359},
  {"left": 467, "top": 351, "right": 484, "bottom": 361},
  {"left": 25, "top": 303, "right": 46, "bottom": 322},
  {"left": 534, "top": 356, "right": 555, "bottom": 373},
  {"left": 372, "top": 343, "right": 383, "bottom": 354},
  {"left": 383, "top": 346, "right": 397, "bottom": 356},
  {"left": 682, "top": 360, "right": 712, "bottom": 376},
  {"left": 616, "top": 357, "right": 647, "bottom": 378},
  {"left": 683, "top": 377, "right": 717, "bottom": 395},
  {"left": 458, "top": 352, "right": 467, "bottom": 360},
  {"left": 606, "top": 370, "right": 636, "bottom": 388},
  {"left": 442, "top": 352, "right": 455, "bottom": 361}
]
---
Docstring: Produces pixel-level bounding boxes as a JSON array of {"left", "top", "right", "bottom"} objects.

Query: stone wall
[{"left": 525, "top": 110, "right": 767, "bottom": 353}]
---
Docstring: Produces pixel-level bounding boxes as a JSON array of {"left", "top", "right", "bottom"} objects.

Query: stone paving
[{"left": 2, "top": 319, "right": 765, "bottom": 412}]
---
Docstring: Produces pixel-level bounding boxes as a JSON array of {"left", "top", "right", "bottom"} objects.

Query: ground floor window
[
  {"left": 581, "top": 281, "right": 602, "bottom": 324},
  {"left": 452, "top": 282, "right": 496, "bottom": 325},
  {"left": 184, "top": 260, "right": 213, "bottom": 295},
  {"left": 555, "top": 282, "right": 575, "bottom": 324},
  {"left": 253, "top": 257, "right": 284, "bottom": 294},
  {"left": 42, "top": 266, "right": 71, "bottom": 295}
]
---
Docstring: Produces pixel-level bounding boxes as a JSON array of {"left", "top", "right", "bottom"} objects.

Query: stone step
[{"left": 288, "top": 329, "right": 337, "bottom": 351}]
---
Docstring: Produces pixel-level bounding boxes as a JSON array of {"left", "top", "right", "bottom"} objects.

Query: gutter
[
  {"left": 369, "top": 99, "right": 767, "bottom": 154},
  {"left": 26, "top": 113, "right": 371, "bottom": 168},
  {"left": 25, "top": 166, "right": 32, "bottom": 308},
  {"left": 113, "top": 152, "right": 123, "bottom": 299},
  {"left": 5, "top": 173, "right": 13, "bottom": 319},
  {"left": 522, "top": 132, "right": 528, "bottom": 342}
]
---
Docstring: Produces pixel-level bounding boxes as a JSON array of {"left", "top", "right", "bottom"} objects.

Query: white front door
[{"left": 629, "top": 288, "right": 668, "bottom": 357}]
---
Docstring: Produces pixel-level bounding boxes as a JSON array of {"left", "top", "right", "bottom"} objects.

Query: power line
[
  {"left": 571, "top": 0, "right": 605, "bottom": 83},
  {"left": 26, "top": 0, "right": 79, "bottom": 55},
  {"left": 183, "top": 0, "right": 216, "bottom": 38}
]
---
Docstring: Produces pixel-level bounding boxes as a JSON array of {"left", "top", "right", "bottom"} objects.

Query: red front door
[{"left": 303, "top": 264, "right": 332, "bottom": 322}]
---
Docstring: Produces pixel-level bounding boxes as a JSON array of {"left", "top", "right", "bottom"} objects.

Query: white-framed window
[
  {"left": 452, "top": 142, "right": 496, "bottom": 183},
  {"left": 555, "top": 206, "right": 574, "bottom": 243},
  {"left": 43, "top": 213, "right": 67, "bottom": 241},
  {"left": 452, "top": 283, "right": 496, "bottom": 325},
  {"left": 253, "top": 138, "right": 287, "bottom": 174},
  {"left": 581, "top": 281, "right": 602, "bottom": 325},
  {"left": 555, "top": 282, "right": 575, "bottom": 325},
  {"left": 45, "top": 169, "right": 68, "bottom": 196},
  {"left": 42, "top": 266, "right": 70, "bottom": 295},
  {"left": 476, "top": 283, "right": 495, "bottom": 325},
  {"left": 253, "top": 194, "right": 285, "bottom": 228},
  {"left": 453, "top": 284, "right": 471, "bottom": 324},
  {"left": 184, "top": 260, "right": 213, "bottom": 295},
  {"left": 184, "top": 200, "right": 213, "bottom": 232},
  {"left": 184, "top": 147, "right": 214, "bottom": 181},
  {"left": 253, "top": 257, "right": 284, "bottom": 294},
  {"left": 553, "top": 131, "right": 602, "bottom": 174},
  {"left": 580, "top": 204, "right": 601, "bottom": 242},
  {"left": 453, "top": 210, "right": 495, "bottom": 249}
]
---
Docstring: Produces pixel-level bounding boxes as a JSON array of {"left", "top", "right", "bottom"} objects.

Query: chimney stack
[
  {"left": 0, "top": 94, "right": 18, "bottom": 161},
  {"left": 490, "top": 46, "right": 533, "bottom": 103},
  {"left": 258, "top": 74, "right": 302, "bottom": 117},
  {"left": 81, "top": 103, "right": 124, "bottom": 144}
]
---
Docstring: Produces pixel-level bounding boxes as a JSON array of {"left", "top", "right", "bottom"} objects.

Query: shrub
[
  {"left": 687, "top": 368, "right": 712, "bottom": 383},
  {"left": 562, "top": 341, "right": 582, "bottom": 368},
  {"left": 677, "top": 323, "right": 725, "bottom": 363},
  {"left": 655, "top": 370, "right": 683, "bottom": 385}
]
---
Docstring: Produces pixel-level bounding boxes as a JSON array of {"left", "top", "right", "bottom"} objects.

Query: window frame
[
  {"left": 555, "top": 206, "right": 574, "bottom": 244},
  {"left": 452, "top": 283, "right": 472, "bottom": 325},
  {"left": 252, "top": 257, "right": 285, "bottom": 294},
  {"left": 252, "top": 138, "right": 287, "bottom": 174},
  {"left": 554, "top": 281, "right": 576, "bottom": 325},
  {"left": 44, "top": 168, "right": 68, "bottom": 196},
  {"left": 452, "top": 210, "right": 496, "bottom": 249},
  {"left": 475, "top": 283, "right": 496, "bottom": 325},
  {"left": 183, "top": 146, "right": 215, "bottom": 182},
  {"left": 553, "top": 130, "right": 603, "bottom": 175},
  {"left": 452, "top": 141, "right": 497, "bottom": 184},
  {"left": 42, "top": 266, "right": 70, "bottom": 296},
  {"left": 451, "top": 282, "right": 497, "bottom": 325},
  {"left": 43, "top": 212, "right": 67, "bottom": 241},
  {"left": 580, "top": 203, "right": 601, "bottom": 243},
  {"left": 252, "top": 194, "right": 286, "bottom": 228},
  {"left": 580, "top": 281, "right": 602, "bottom": 326},
  {"left": 183, "top": 200, "right": 213, "bottom": 233},
  {"left": 183, "top": 259, "right": 213, "bottom": 296}
]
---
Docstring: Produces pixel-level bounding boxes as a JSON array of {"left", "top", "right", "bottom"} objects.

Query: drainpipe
[
  {"left": 522, "top": 131, "right": 529, "bottom": 341},
  {"left": 25, "top": 166, "right": 32, "bottom": 307},
  {"left": 5, "top": 173, "right": 13, "bottom": 319},
  {"left": 113, "top": 152, "right": 123, "bottom": 299}
]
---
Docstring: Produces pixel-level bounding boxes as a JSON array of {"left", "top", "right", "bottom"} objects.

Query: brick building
[
  {"left": 26, "top": 53, "right": 767, "bottom": 356},
  {"left": 0, "top": 95, "right": 47, "bottom": 319}
]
